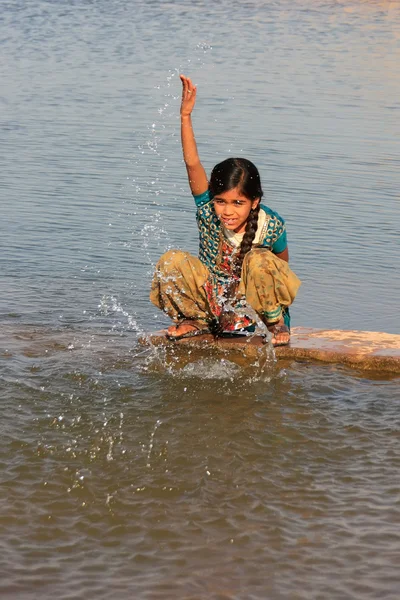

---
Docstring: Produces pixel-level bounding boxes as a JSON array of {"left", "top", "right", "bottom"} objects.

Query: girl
[{"left": 150, "top": 75, "right": 301, "bottom": 346}]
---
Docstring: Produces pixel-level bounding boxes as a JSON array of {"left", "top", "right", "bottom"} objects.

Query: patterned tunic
[
  {"left": 193, "top": 189, "right": 289, "bottom": 329},
  {"left": 194, "top": 189, "right": 287, "bottom": 286}
]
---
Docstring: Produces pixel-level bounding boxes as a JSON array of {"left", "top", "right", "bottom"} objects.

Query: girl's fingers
[
  {"left": 180, "top": 75, "right": 189, "bottom": 99},
  {"left": 188, "top": 78, "right": 195, "bottom": 93},
  {"left": 180, "top": 74, "right": 188, "bottom": 88},
  {"left": 181, "top": 75, "right": 193, "bottom": 89},
  {"left": 180, "top": 74, "right": 196, "bottom": 109},
  {"left": 185, "top": 77, "right": 196, "bottom": 99}
]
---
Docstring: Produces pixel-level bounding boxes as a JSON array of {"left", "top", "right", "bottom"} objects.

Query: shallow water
[
  {"left": 1, "top": 0, "right": 400, "bottom": 598},
  {"left": 1, "top": 324, "right": 400, "bottom": 598}
]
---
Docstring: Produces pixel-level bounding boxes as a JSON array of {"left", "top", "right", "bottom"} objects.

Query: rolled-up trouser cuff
[{"left": 262, "top": 306, "right": 282, "bottom": 324}]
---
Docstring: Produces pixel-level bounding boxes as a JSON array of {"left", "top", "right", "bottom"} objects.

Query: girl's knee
[
  {"left": 157, "top": 249, "right": 189, "bottom": 269},
  {"left": 243, "top": 248, "right": 275, "bottom": 271}
]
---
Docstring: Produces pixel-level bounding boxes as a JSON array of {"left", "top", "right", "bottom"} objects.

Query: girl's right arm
[{"left": 180, "top": 75, "right": 208, "bottom": 196}]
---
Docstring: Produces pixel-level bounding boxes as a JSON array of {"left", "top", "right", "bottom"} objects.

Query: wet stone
[{"left": 143, "top": 328, "right": 400, "bottom": 375}]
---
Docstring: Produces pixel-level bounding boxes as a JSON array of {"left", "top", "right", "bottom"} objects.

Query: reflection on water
[{"left": 1, "top": 0, "right": 400, "bottom": 597}]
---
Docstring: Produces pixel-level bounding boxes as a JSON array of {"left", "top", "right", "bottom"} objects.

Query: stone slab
[{"left": 142, "top": 327, "right": 400, "bottom": 374}]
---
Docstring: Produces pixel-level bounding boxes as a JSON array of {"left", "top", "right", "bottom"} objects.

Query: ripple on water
[{"left": 1, "top": 322, "right": 400, "bottom": 598}]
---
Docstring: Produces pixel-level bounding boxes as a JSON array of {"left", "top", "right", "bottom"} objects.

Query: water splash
[
  {"left": 196, "top": 42, "right": 213, "bottom": 53},
  {"left": 146, "top": 419, "right": 162, "bottom": 468},
  {"left": 98, "top": 294, "right": 171, "bottom": 372},
  {"left": 98, "top": 294, "right": 141, "bottom": 333},
  {"left": 139, "top": 212, "right": 171, "bottom": 272},
  {"left": 106, "top": 436, "right": 114, "bottom": 461},
  {"left": 182, "top": 358, "right": 240, "bottom": 380}
]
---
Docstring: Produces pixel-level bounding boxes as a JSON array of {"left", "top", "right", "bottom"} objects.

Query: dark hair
[{"left": 209, "top": 158, "right": 263, "bottom": 277}]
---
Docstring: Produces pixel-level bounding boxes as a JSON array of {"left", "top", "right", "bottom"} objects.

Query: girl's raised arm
[{"left": 180, "top": 75, "right": 208, "bottom": 196}]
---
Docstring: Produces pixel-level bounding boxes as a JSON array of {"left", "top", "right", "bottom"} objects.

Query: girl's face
[{"left": 213, "top": 187, "right": 260, "bottom": 234}]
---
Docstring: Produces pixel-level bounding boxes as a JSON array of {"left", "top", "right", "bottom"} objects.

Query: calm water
[{"left": 1, "top": 0, "right": 400, "bottom": 598}]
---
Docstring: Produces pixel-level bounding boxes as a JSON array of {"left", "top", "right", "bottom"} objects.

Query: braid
[
  {"left": 217, "top": 203, "right": 261, "bottom": 333},
  {"left": 234, "top": 202, "right": 260, "bottom": 277}
]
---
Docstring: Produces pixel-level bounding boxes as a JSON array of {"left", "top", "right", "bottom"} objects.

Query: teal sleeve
[
  {"left": 193, "top": 189, "right": 213, "bottom": 207},
  {"left": 272, "top": 228, "right": 287, "bottom": 254}
]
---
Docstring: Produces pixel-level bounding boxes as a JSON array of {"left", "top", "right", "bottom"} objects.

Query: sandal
[{"left": 166, "top": 319, "right": 211, "bottom": 341}]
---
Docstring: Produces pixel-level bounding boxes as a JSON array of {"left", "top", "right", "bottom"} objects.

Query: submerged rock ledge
[{"left": 144, "top": 327, "right": 400, "bottom": 374}]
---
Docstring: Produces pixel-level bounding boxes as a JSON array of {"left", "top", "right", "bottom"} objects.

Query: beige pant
[{"left": 150, "top": 248, "right": 301, "bottom": 325}]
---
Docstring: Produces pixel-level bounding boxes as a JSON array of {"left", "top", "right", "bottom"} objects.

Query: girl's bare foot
[
  {"left": 167, "top": 322, "right": 198, "bottom": 337},
  {"left": 166, "top": 320, "right": 210, "bottom": 340},
  {"left": 267, "top": 318, "right": 290, "bottom": 346}
]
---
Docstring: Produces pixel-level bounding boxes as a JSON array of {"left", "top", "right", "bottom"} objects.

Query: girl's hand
[{"left": 180, "top": 74, "right": 197, "bottom": 117}]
